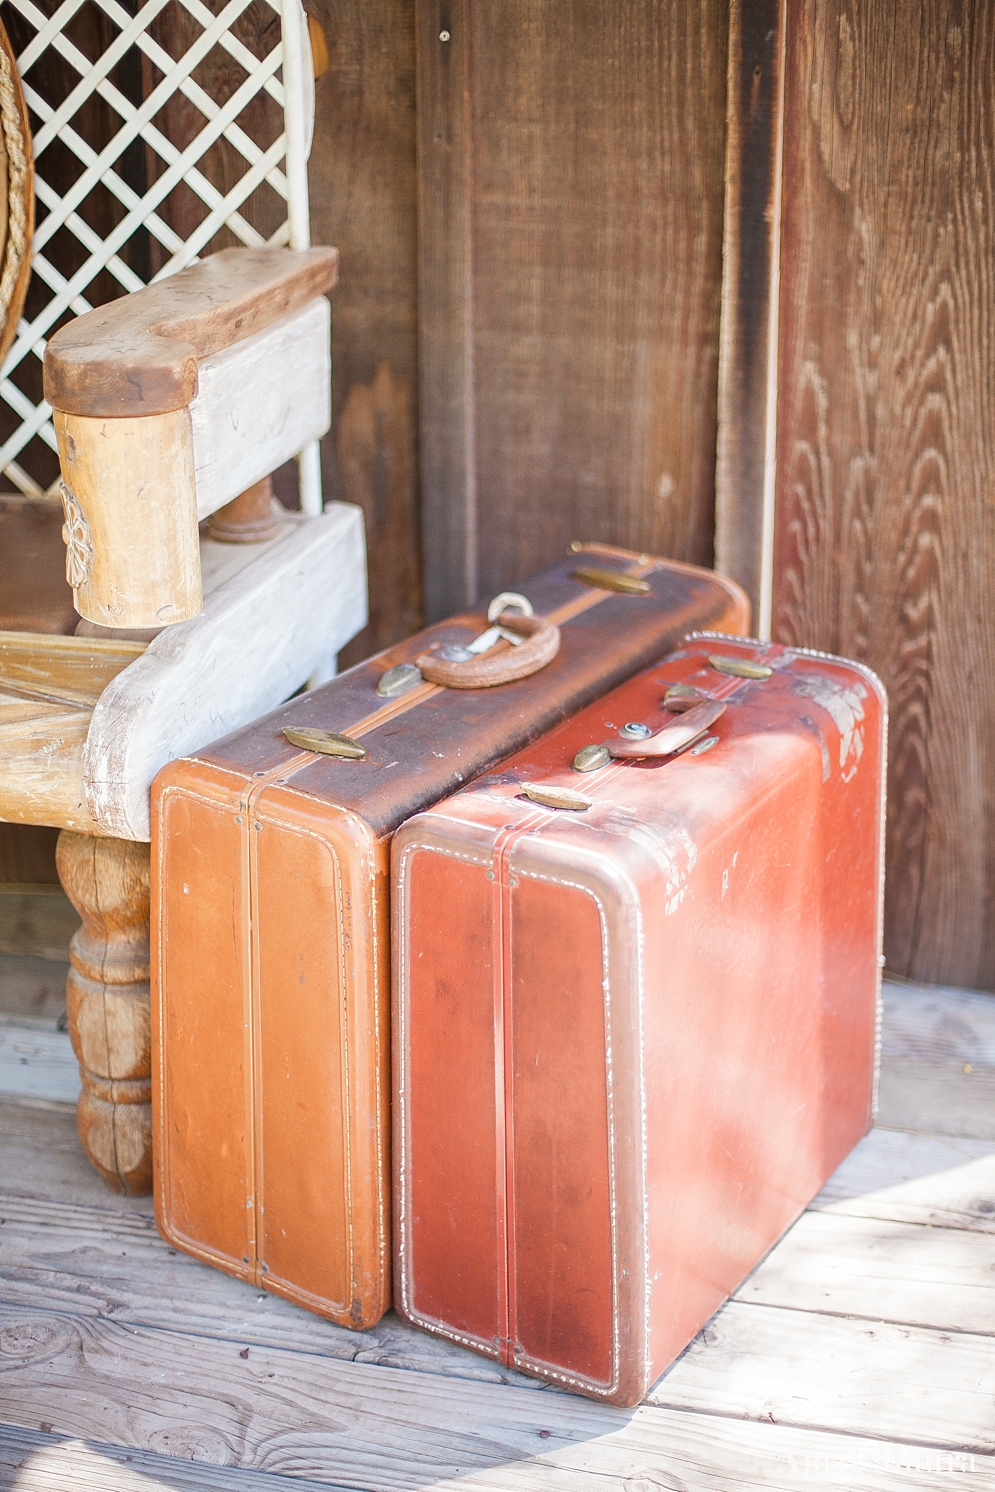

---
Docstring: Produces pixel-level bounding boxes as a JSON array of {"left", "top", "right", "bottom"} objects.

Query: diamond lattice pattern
[{"left": 0, "top": 0, "right": 294, "bottom": 497}]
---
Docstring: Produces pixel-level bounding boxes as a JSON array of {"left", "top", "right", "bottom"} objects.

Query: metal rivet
[
  {"left": 573, "top": 743, "right": 611, "bottom": 773},
  {"left": 689, "top": 735, "right": 719, "bottom": 755},
  {"left": 439, "top": 28, "right": 450, "bottom": 40},
  {"left": 620, "top": 722, "right": 652, "bottom": 740},
  {"left": 663, "top": 683, "right": 705, "bottom": 712},
  {"left": 235, "top": 815, "right": 243, "bottom": 824},
  {"left": 377, "top": 662, "right": 423, "bottom": 698},
  {"left": 521, "top": 783, "right": 591, "bottom": 811},
  {"left": 708, "top": 653, "right": 773, "bottom": 680},
  {"left": 572, "top": 565, "right": 650, "bottom": 595},
  {"left": 282, "top": 727, "right": 367, "bottom": 759},
  {"left": 437, "top": 644, "right": 474, "bottom": 663}
]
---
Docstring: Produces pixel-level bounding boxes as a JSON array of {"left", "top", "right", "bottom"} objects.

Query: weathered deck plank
[
  {"left": 0, "top": 1322, "right": 991, "bottom": 1491},
  {"left": 0, "top": 1099, "right": 151, "bottom": 1212},
  {"left": 0, "top": 1423, "right": 351, "bottom": 1491},
  {"left": 0, "top": 1192, "right": 540, "bottom": 1388},
  {"left": 0, "top": 1021, "right": 78, "bottom": 1106},
  {"left": 813, "top": 1126, "right": 995, "bottom": 1231},
  {"left": 737, "top": 1209, "right": 995, "bottom": 1331},
  {"left": 0, "top": 980, "right": 993, "bottom": 1489},
  {"left": 652, "top": 1301, "right": 995, "bottom": 1449}
]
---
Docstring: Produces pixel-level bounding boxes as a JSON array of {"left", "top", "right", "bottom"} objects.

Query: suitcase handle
[
  {"left": 607, "top": 699, "right": 726, "bottom": 757},
  {"left": 416, "top": 610, "right": 561, "bottom": 689}
]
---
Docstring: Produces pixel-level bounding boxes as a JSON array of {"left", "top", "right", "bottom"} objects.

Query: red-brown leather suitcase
[
  {"left": 151, "top": 547, "right": 747, "bottom": 1330},
  {"left": 393, "top": 634, "right": 886, "bottom": 1403}
]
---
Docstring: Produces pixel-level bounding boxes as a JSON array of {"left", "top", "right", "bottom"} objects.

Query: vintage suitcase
[
  {"left": 393, "top": 634, "right": 886, "bottom": 1404},
  {"left": 151, "top": 545, "right": 747, "bottom": 1329}
]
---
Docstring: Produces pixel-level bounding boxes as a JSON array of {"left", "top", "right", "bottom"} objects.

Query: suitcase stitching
[
  {"left": 248, "top": 800, "right": 389, "bottom": 1324},
  {"left": 153, "top": 780, "right": 258, "bottom": 1276},
  {"left": 396, "top": 832, "right": 629, "bottom": 1397}
]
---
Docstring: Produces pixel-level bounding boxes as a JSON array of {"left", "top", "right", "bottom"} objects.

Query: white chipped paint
[{"left": 793, "top": 675, "right": 868, "bottom": 782}]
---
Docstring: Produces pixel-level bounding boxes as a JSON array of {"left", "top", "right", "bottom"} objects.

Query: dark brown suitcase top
[{"left": 191, "top": 547, "right": 748, "bottom": 837}]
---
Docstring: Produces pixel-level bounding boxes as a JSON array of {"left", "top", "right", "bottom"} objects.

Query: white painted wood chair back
[{"left": 0, "top": 0, "right": 321, "bottom": 512}]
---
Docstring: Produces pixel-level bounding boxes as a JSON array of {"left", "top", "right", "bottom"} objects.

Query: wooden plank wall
[
  {"left": 309, "top": 0, "right": 423, "bottom": 666},
  {"left": 766, "top": 0, "right": 995, "bottom": 987},
  {"left": 415, "top": 0, "right": 730, "bottom": 619},
  {"left": 5, "top": 4, "right": 993, "bottom": 989}
]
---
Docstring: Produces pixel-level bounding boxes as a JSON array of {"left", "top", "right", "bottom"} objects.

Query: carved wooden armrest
[{"left": 43, "top": 246, "right": 338, "bottom": 630}]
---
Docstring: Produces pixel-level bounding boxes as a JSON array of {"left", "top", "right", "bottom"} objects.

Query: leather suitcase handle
[
  {"left": 607, "top": 699, "right": 726, "bottom": 757},
  {"left": 416, "top": 610, "right": 560, "bottom": 689}
]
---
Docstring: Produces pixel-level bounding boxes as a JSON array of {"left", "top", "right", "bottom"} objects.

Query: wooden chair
[{"left": 0, "top": 247, "right": 368, "bottom": 1193}]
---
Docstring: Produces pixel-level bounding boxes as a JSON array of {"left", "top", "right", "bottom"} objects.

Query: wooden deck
[{"left": 0, "top": 977, "right": 992, "bottom": 1490}]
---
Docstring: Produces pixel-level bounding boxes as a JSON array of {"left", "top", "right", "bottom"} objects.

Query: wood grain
[
  {"left": 1, "top": 973, "right": 995, "bottom": 1492},
  {"left": 877, "top": 1057, "right": 995, "bottom": 1140},
  {"left": 0, "top": 1021, "right": 77, "bottom": 1105},
  {"left": 0, "top": 1191, "right": 541, "bottom": 1389},
  {"left": 0, "top": 633, "right": 145, "bottom": 712},
  {"left": 55, "top": 408, "right": 202, "bottom": 630},
  {"left": 813, "top": 1124, "right": 995, "bottom": 1231},
  {"left": 309, "top": 0, "right": 422, "bottom": 664},
  {"left": 652, "top": 1301, "right": 995, "bottom": 1451},
  {"left": 0, "top": 497, "right": 77, "bottom": 638},
  {"left": 0, "top": 1305, "right": 989, "bottom": 1491},
  {"left": 0, "top": 1098, "right": 153, "bottom": 1210},
  {"left": 0, "top": 953, "right": 69, "bottom": 1022},
  {"left": 714, "top": 0, "right": 785, "bottom": 622},
  {"left": 187, "top": 296, "right": 332, "bottom": 520},
  {"left": 0, "top": 1423, "right": 353, "bottom": 1492},
  {"left": 57, "top": 832, "right": 152, "bottom": 1196},
  {"left": 737, "top": 1208, "right": 995, "bottom": 1333},
  {"left": 43, "top": 248, "right": 337, "bottom": 418},
  {"left": 0, "top": 630, "right": 143, "bottom": 834},
  {"left": 769, "top": 0, "right": 995, "bottom": 987},
  {"left": 416, "top": 0, "right": 730, "bottom": 619},
  {"left": 83, "top": 503, "right": 367, "bottom": 841}
]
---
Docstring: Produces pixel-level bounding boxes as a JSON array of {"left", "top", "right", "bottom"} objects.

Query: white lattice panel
[{"left": 0, "top": 0, "right": 315, "bottom": 503}]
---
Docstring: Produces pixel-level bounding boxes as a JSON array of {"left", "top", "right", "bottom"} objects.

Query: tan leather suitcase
[
  {"left": 151, "top": 546, "right": 747, "bottom": 1330},
  {"left": 393, "top": 636, "right": 886, "bottom": 1402}
]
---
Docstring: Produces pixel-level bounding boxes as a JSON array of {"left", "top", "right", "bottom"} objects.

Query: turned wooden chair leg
[{"left": 55, "top": 830, "right": 152, "bottom": 1195}]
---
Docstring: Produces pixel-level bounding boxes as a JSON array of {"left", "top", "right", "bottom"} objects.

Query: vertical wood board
[
  {"left": 417, "top": 0, "right": 730, "bottom": 618},
  {"left": 714, "top": 0, "right": 785, "bottom": 625},
  {"left": 309, "top": 0, "right": 423, "bottom": 664},
  {"left": 770, "top": 0, "right": 995, "bottom": 986}
]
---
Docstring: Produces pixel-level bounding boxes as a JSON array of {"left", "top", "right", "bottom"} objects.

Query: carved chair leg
[{"left": 55, "top": 830, "right": 152, "bottom": 1195}]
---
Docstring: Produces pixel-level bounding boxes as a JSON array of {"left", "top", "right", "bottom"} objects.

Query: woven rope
[{"left": 0, "top": 38, "right": 28, "bottom": 320}]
